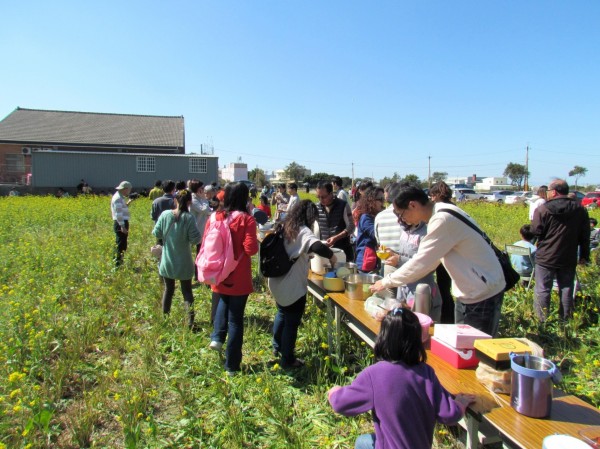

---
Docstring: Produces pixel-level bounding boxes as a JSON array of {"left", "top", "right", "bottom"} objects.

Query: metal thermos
[{"left": 414, "top": 283, "right": 431, "bottom": 316}]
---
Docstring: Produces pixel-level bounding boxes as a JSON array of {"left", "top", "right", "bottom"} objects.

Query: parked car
[
  {"left": 582, "top": 192, "right": 600, "bottom": 208},
  {"left": 237, "top": 180, "right": 256, "bottom": 189},
  {"left": 505, "top": 191, "right": 534, "bottom": 205},
  {"left": 571, "top": 190, "right": 585, "bottom": 204},
  {"left": 453, "top": 188, "right": 485, "bottom": 201},
  {"left": 483, "top": 190, "right": 516, "bottom": 203}
]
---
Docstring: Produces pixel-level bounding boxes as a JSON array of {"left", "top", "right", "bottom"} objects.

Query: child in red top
[{"left": 257, "top": 194, "right": 272, "bottom": 218}]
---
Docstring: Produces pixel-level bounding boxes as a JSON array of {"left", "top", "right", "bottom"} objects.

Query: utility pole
[
  {"left": 428, "top": 155, "right": 432, "bottom": 189},
  {"left": 524, "top": 145, "right": 529, "bottom": 191},
  {"left": 352, "top": 162, "right": 355, "bottom": 188}
]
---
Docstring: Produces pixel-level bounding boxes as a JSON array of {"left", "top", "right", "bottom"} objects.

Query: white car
[
  {"left": 453, "top": 188, "right": 485, "bottom": 201},
  {"left": 505, "top": 191, "right": 535, "bottom": 205},
  {"left": 483, "top": 190, "right": 517, "bottom": 203}
]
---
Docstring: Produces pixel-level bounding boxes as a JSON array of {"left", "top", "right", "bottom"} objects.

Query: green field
[{"left": 1, "top": 195, "right": 599, "bottom": 449}]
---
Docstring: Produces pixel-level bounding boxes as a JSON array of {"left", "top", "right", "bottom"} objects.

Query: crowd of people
[{"left": 108, "top": 176, "right": 596, "bottom": 449}]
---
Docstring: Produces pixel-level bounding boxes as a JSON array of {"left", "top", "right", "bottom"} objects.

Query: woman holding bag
[{"left": 153, "top": 190, "right": 201, "bottom": 329}]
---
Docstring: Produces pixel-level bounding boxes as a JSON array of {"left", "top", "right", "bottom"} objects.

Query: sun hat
[
  {"left": 115, "top": 181, "right": 132, "bottom": 190},
  {"left": 205, "top": 185, "right": 215, "bottom": 193}
]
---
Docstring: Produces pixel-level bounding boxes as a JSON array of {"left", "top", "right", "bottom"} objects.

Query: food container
[
  {"left": 413, "top": 312, "right": 433, "bottom": 343},
  {"left": 310, "top": 255, "right": 330, "bottom": 275},
  {"left": 364, "top": 296, "right": 402, "bottom": 319},
  {"left": 433, "top": 324, "right": 492, "bottom": 349},
  {"left": 334, "top": 262, "right": 357, "bottom": 278},
  {"left": 322, "top": 272, "right": 345, "bottom": 292},
  {"left": 542, "top": 435, "right": 591, "bottom": 449},
  {"left": 578, "top": 426, "right": 600, "bottom": 448},
  {"left": 344, "top": 274, "right": 382, "bottom": 301},
  {"left": 431, "top": 336, "right": 479, "bottom": 368},
  {"left": 510, "top": 353, "right": 562, "bottom": 418}
]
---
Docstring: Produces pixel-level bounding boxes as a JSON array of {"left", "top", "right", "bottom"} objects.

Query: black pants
[
  {"left": 162, "top": 278, "right": 195, "bottom": 328},
  {"left": 113, "top": 220, "right": 129, "bottom": 267}
]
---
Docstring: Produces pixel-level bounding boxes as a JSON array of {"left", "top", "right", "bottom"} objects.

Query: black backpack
[{"left": 259, "top": 228, "right": 296, "bottom": 277}]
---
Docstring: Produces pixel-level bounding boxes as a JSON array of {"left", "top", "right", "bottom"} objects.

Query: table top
[
  {"left": 485, "top": 393, "right": 600, "bottom": 448},
  {"left": 307, "top": 271, "right": 600, "bottom": 446}
]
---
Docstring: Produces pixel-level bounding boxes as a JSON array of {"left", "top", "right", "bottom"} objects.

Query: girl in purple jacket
[{"left": 328, "top": 308, "right": 475, "bottom": 449}]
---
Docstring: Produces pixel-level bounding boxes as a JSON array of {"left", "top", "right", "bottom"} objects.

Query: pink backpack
[{"left": 196, "top": 211, "right": 241, "bottom": 286}]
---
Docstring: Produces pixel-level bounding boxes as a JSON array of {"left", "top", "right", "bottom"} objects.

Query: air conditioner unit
[{"left": 22, "top": 147, "right": 32, "bottom": 155}]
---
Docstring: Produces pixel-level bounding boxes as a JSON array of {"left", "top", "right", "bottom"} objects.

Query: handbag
[
  {"left": 439, "top": 208, "right": 520, "bottom": 292},
  {"left": 150, "top": 214, "right": 176, "bottom": 260}
]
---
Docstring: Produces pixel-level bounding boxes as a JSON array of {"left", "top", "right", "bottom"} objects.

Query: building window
[
  {"left": 189, "top": 157, "right": 207, "bottom": 174},
  {"left": 5, "top": 154, "right": 25, "bottom": 172},
  {"left": 136, "top": 156, "right": 156, "bottom": 172}
]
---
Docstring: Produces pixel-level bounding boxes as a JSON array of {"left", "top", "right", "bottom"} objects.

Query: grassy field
[{"left": 0, "top": 195, "right": 599, "bottom": 449}]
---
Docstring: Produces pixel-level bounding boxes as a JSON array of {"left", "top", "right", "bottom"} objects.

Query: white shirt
[
  {"left": 381, "top": 203, "right": 504, "bottom": 304},
  {"left": 267, "top": 226, "right": 320, "bottom": 306}
]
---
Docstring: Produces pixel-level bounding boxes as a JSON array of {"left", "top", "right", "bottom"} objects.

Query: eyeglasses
[{"left": 393, "top": 208, "right": 407, "bottom": 221}]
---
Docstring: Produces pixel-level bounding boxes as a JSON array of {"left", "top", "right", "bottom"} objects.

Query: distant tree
[
  {"left": 379, "top": 172, "right": 400, "bottom": 188},
  {"left": 503, "top": 163, "right": 529, "bottom": 189},
  {"left": 568, "top": 165, "right": 587, "bottom": 188},
  {"left": 431, "top": 171, "right": 448, "bottom": 183},
  {"left": 304, "top": 172, "right": 334, "bottom": 187},
  {"left": 249, "top": 168, "right": 266, "bottom": 187},
  {"left": 400, "top": 174, "right": 421, "bottom": 186},
  {"left": 341, "top": 176, "right": 352, "bottom": 188},
  {"left": 284, "top": 161, "right": 308, "bottom": 181}
]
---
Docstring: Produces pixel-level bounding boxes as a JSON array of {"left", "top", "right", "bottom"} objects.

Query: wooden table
[
  {"left": 307, "top": 272, "right": 600, "bottom": 449},
  {"left": 485, "top": 392, "right": 600, "bottom": 448}
]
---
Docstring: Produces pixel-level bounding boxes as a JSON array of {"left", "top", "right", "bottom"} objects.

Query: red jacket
[{"left": 207, "top": 210, "right": 258, "bottom": 295}]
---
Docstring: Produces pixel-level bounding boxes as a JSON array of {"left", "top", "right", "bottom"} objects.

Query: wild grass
[{"left": 0, "top": 196, "right": 598, "bottom": 448}]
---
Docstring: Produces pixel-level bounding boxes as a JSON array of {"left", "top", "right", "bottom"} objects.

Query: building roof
[{"left": 0, "top": 107, "right": 184, "bottom": 148}]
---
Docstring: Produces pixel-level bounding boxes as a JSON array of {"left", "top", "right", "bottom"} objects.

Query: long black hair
[
  {"left": 282, "top": 199, "right": 318, "bottom": 242},
  {"left": 175, "top": 190, "right": 192, "bottom": 214},
  {"left": 374, "top": 308, "right": 426, "bottom": 366},
  {"left": 224, "top": 182, "right": 250, "bottom": 214}
]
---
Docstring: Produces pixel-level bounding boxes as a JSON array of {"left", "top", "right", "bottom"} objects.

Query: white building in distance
[{"left": 220, "top": 161, "right": 248, "bottom": 182}]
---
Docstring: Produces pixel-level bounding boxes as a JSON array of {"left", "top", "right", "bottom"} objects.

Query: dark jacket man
[{"left": 531, "top": 179, "right": 589, "bottom": 320}]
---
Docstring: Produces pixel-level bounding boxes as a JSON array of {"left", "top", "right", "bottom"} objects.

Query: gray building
[
  {"left": 0, "top": 107, "right": 218, "bottom": 193},
  {"left": 32, "top": 151, "right": 218, "bottom": 193}
]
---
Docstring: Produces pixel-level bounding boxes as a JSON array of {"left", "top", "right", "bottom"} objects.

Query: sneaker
[{"left": 209, "top": 341, "right": 223, "bottom": 351}]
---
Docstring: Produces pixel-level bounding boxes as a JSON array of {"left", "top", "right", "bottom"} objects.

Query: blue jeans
[
  {"left": 354, "top": 434, "right": 375, "bottom": 449},
  {"left": 534, "top": 264, "right": 576, "bottom": 321},
  {"left": 455, "top": 291, "right": 504, "bottom": 337},
  {"left": 272, "top": 295, "right": 306, "bottom": 366},
  {"left": 211, "top": 294, "right": 249, "bottom": 372}
]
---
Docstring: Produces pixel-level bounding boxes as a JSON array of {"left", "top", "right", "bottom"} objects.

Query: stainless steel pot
[
  {"left": 510, "top": 353, "right": 562, "bottom": 418},
  {"left": 343, "top": 274, "right": 382, "bottom": 301}
]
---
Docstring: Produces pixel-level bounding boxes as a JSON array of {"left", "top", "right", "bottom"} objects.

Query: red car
[{"left": 582, "top": 192, "right": 600, "bottom": 207}]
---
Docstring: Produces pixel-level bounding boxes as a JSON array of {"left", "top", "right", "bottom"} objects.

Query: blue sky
[{"left": 2, "top": 1, "right": 599, "bottom": 186}]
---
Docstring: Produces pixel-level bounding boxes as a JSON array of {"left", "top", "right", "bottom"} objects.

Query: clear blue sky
[{"left": 2, "top": 1, "right": 599, "bottom": 187}]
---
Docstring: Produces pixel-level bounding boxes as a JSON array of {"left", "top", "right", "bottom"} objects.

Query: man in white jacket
[{"left": 371, "top": 186, "right": 505, "bottom": 336}]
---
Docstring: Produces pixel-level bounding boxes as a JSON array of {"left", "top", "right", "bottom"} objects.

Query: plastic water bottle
[{"left": 414, "top": 284, "right": 431, "bottom": 316}]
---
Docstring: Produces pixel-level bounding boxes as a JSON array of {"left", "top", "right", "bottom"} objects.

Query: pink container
[
  {"left": 414, "top": 312, "right": 433, "bottom": 343},
  {"left": 433, "top": 324, "right": 492, "bottom": 349}
]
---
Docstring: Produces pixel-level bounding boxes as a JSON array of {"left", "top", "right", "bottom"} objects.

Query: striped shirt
[
  {"left": 111, "top": 191, "right": 130, "bottom": 226},
  {"left": 374, "top": 206, "right": 402, "bottom": 252}
]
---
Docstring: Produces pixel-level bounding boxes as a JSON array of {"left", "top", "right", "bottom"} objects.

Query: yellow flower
[
  {"left": 8, "top": 372, "right": 25, "bottom": 383},
  {"left": 10, "top": 388, "right": 21, "bottom": 398},
  {"left": 114, "top": 393, "right": 121, "bottom": 400},
  {"left": 256, "top": 377, "right": 263, "bottom": 384},
  {"left": 137, "top": 413, "right": 143, "bottom": 418},
  {"left": 271, "top": 363, "right": 280, "bottom": 371},
  {"left": 264, "top": 388, "right": 270, "bottom": 395},
  {"left": 113, "top": 369, "right": 119, "bottom": 379},
  {"left": 13, "top": 405, "right": 22, "bottom": 412},
  {"left": 321, "top": 342, "right": 329, "bottom": 349},
  {"left": 22, "top": 429, "right": 29, "bottom": 437},
  {"left": 324, "top": 356, "right": 330, "bottom": 362}
]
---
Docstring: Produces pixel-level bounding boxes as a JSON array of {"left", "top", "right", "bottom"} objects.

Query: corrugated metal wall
[{"left": 31, "top": 152, "right": 219, "bottom": 192}]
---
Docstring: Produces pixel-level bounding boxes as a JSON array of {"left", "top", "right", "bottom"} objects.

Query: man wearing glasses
[
  {"left": 371, "top": 186, "right": 505, "bottom": 336},
  {"left": 315, "top": 181, "right": 355, "bottom": 261},
  {"left": 531, "top": 179, "right": 589, "bottom": 321}
]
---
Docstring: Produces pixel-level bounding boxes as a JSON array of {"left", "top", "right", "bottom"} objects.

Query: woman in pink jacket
[{"left": 208, "top": 182, "right": 258, "bottom": 375}]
